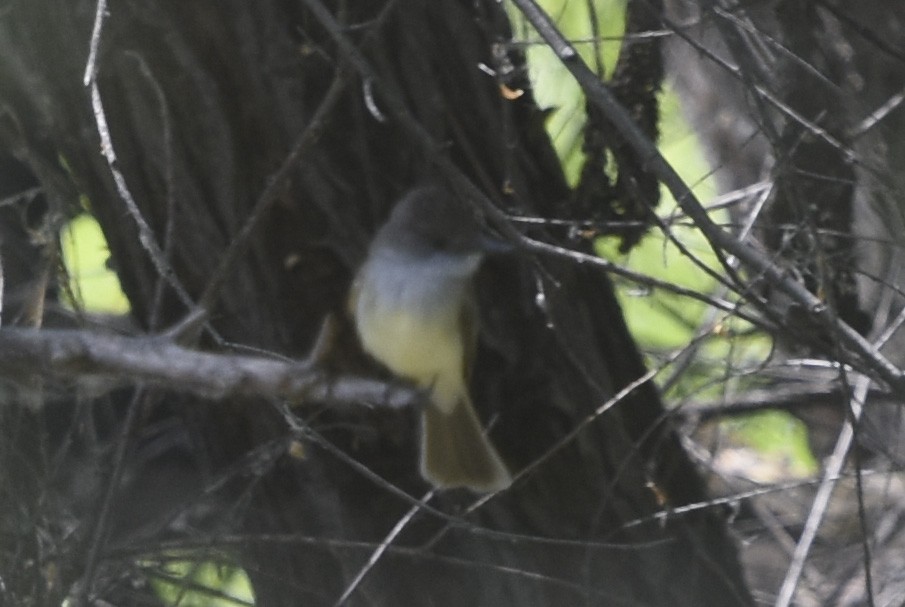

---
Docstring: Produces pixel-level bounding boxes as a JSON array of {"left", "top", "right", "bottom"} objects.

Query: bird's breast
[{"left": 352, "top": 259, "right": 471, "bottom": 412}]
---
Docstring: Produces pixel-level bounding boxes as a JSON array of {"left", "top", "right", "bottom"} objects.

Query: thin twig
[
  {"left": 851, "top": 86, "right": 905, "bottom": 138},
  {"left": 74, "top": 388, "right": 146, "bottom": 606},
  {"left": 87, "top": 81, "right": 197, "bottom": 311},
  {"left": 711, "top": 5, "right": 839, "bottom": 92},
  {"left": 0, "top": 186, "right": 43, "bottom": 209},
  {"left": 82, "top": 0, "right": 107, "bottom": 86},
  {"left": 659, "top": 176, "right": 774, "bottom": 393},
  {"left": 619, "top": 466, "right": 887, "bottom": 532},
  {"left": 83, "top": 0, "right": 197, "bottom": 314},
  {"left": 525, "top": 237, "right": 768, "bottom": 328},
  {"left": 677, "top": 382, "right": 893, "bottom": 422},
  {"left": 276, "top": 408, "right": 646, "bottom": 553},
  {"left": 122, "top": 50, "right": 179, "bottom": 332},
  {"left": 126, "top": 534, "right": 640, "bottom": 603},
  {"left": 332, "top": 491, "right": 433, "bottom": 606},
  {"left": 197, "top": 70, "right": 351, "bottom": 313},
  {"left": 774, "top": 374, "right": 871, "bottom": 607},
  {"left": 453, "top": 364, "right": 663, "bottom": 524},
  {"left": 448, "top": 329, "right": 734, "bottom": 532}
]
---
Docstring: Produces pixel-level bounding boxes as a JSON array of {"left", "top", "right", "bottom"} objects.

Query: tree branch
[
  {"left": 677, "top": 383, "right": 895, "bottom": 422},
  {"left": 0, "top": 327, "right": 417, "bottom": 407}
]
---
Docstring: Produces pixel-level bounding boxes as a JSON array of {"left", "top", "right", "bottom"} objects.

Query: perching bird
[{"left": 349, "top": 184, "right": 511, "bottom": 492}]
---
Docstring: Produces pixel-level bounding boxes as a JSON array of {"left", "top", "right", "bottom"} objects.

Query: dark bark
[{"left": 0, "top": 1, "right": 750, "bottom": 605}]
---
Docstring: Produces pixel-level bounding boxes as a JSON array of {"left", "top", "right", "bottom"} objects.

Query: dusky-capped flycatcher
[{"left": 349, "top": 184, "right": 512, "bottom": 492}]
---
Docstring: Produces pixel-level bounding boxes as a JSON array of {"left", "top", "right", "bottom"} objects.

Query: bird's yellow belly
[{"left": 355, "top": 306, "right": 464, "bottom": 412}]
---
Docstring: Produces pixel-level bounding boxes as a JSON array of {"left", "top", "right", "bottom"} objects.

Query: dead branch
[{"left": 0, "top": 327, "right": 417, "bottom": 407}]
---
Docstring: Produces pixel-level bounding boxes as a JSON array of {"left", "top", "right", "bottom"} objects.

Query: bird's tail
[{"left": 421, "top": 395, "right": 511, "bottom": 492}]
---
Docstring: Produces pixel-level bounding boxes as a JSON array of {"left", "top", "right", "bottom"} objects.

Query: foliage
[{"left": 61, "top": 214, "right": 129, "bottom": 313}]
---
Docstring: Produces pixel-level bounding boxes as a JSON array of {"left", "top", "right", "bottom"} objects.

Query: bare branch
[
  {"left": 84, "top": 0, "right": 197, "bottom": 315},
  {"left": 677, "top": 382, "right": 895, "bottom": 422},
  {"left": 0, "top": 327, "right": 417, "bottom": 408},
  {"left": 776, "top": 375, "right": 871, "bottom": 607}
]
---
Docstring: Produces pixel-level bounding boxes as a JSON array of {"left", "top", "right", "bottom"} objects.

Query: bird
[{"left": 349, "top": 184, "right": 512, "bottom": 492}]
